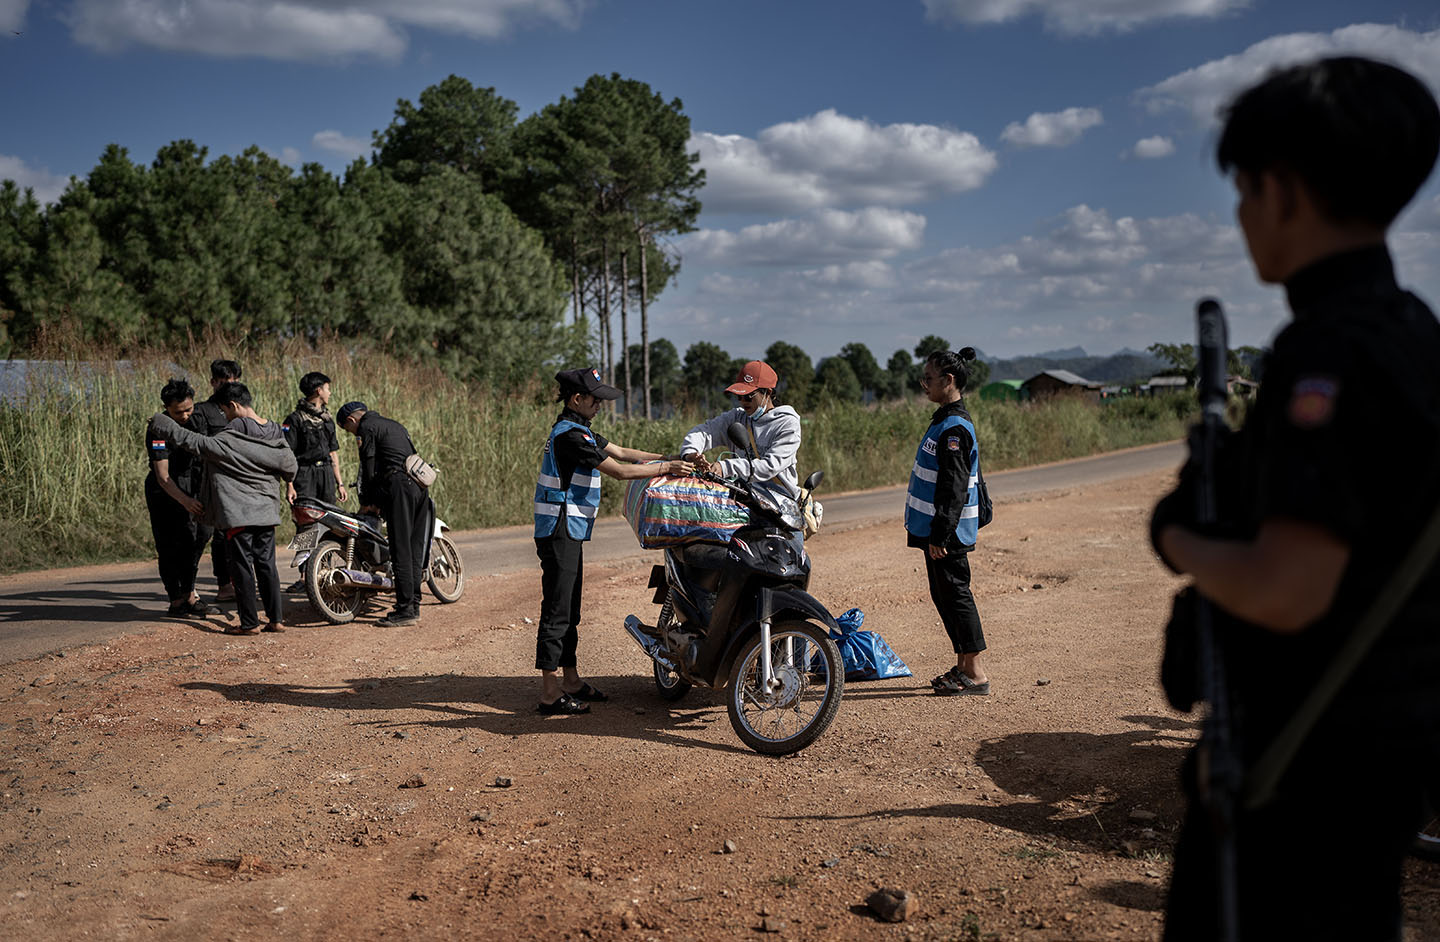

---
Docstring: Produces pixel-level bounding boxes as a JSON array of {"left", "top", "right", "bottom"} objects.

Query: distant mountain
[
  {"left": 1033, "top": 346, "right": 1088, "bottom": 359},
  {"left": 985, "top": 349, "right": 1167, "bottom": 385}
]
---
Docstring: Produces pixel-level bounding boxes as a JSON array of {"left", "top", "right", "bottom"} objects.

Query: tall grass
[{"left": 0, "top": 339, "right": 1193, "bottom": 574}]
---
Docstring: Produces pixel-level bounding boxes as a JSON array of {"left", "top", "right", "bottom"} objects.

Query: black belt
[{"left": 301, "top": 460, "right": 330, "bottom": 467}]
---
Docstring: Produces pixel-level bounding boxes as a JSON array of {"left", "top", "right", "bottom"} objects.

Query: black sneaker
[
  {"left": 187, "top": 600, "right": 219, "bottom": 616},
  {"left": 376, "top": 613, "right": 420, "bottom": 627},
  {"left": 165, "top": 601, "right": 190, "bottom": 618}
]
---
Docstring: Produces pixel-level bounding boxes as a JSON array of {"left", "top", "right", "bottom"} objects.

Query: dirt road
[{"left": 3, "top": 456, "right": 1438, "bottom": 940}]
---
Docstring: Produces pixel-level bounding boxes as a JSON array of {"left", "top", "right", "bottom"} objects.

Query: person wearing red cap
[
  {"left": 533, "top": 368, "right": 694, "bottom": 715},
  {"left": 680, "top": 360, "right": 803, "bottom": 524}
]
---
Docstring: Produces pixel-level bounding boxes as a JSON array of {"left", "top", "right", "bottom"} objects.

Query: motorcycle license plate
[
  {"left": 288, "top": 528, "right": 321, "bottom": 552},
  {"left": 292, "top": 551, "right": 312, "bottom": 570}
]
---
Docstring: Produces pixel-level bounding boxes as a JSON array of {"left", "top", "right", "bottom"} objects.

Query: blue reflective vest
[
  {"left": 905, "top": 412, "right": 980, "bottom": 548},
  {"left": 534, "top": 419, "right": 602, "bottom": 541}
]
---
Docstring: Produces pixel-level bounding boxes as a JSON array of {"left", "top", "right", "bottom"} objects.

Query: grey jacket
[
  {"left": 682, "top": 405, "right": 802, "bottom": 518},
  {"left": 151, "top": 413, "right": 298, "bottom": 530}
]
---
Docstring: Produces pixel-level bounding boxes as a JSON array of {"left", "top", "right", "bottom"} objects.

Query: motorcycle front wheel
[
  {"left": 305, "top": 544, "right": 366, "bottom": 624},
  {"left": 726, "top": 620, "right": 843, "bottom": 756},
  {"left": 426, "top": 535, "right": 465, "bottom": 603}
]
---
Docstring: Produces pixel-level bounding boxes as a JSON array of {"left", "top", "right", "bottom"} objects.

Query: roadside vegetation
[{"left": 0, "top": 339, "right": 1195, "bottom": 575}]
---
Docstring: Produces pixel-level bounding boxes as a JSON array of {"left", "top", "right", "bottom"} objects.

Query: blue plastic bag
[{"left": 811, "top": 608, "right": 912, "bottom": 681}]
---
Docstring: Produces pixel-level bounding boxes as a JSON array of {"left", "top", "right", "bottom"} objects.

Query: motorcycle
[
  {"left": 287, "top": 495, "right": 465, "bottom": 624},
  {"left": 623, "top": 429, "right": 844, "bottom": 755}
]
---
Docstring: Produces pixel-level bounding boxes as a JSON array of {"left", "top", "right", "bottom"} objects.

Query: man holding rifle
[{"left": 1152, "top": 57, "right": 1440, "bottom": 939}]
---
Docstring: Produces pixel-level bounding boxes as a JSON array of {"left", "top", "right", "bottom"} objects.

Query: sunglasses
[{"left": 738, "top": 391, "right": 762, "bottom": 403}]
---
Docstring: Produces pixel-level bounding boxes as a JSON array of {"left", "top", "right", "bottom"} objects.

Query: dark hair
[
  {"left": 926, "top": 347, "right": 977, "bottom": 393},
  {"left": 210, "top": 359, "right": 242, "bottom": 382},
  {"left": 216, "top": 381, "right": 252, "bottom": 409},
  {"left": 299, "top": 371, "right": 331, "bottom": 398},
  {"left": 556, "top": 384, "right": 583, "bottom": 404},
  {"left": 160, "top": 377, "right": 195, "bottom": 406},
  {"left": 1217, "top": 56, "right": 1439, "bottom": 228}
]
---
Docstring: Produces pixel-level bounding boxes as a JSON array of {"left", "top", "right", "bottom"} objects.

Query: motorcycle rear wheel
[
  {"left": 653, "top": 661, "right": 692, "bottom": 701},
  {"left": 305, "top": 544, "right": 366, "bottom": 624},
  {"left": 426, "top": 535, "right": 465, "bottom": 603},
  {"left": 726, "top": 620, "right": 843, "bottom": 756}
]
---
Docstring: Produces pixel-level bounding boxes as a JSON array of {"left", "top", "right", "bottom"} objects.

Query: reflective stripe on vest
[
  {"left": 534, "top": 419, "right": 602, "bottom": 541},
  {"left": 904, "top": 413, "right": 980, "bottom": 546}
]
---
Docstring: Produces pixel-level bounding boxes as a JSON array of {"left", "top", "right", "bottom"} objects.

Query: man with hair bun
[
  {"left": 1152, "top": 57, "right": 1440, "bottom": 939},
  {"left": 906, "top": 347, "right": 990, "bottom": 697}
]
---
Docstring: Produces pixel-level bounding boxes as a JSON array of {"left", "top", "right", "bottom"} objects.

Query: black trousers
[
  {"left": 145, "top": 484, "right": 211, "bottom": 603},
  {"left": 383, "top": 474, "right": 431, "bottom": 619},
  {"left": 292, "top": 462, "right": 336, "bottom": 503},
  {"left": 226, "top": 526, "right": 283, "bottom": 629},
  {"left": 1165, "top": 745, "right": 1420, "bottom": 941},
  {"left": 924, "top": 550, "right": 986, "bottom": 654},
  {"left": 535, "top": 533, "right": 583, "bottom": 671},
  {"left": 211, "top": 529, "right": 230, "bottom": 587}
]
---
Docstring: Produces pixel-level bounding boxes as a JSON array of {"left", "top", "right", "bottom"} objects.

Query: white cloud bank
[
  {"left": 1139, "top": 23, "right": 1440, "bottom": 125},
  {"left": 1132, "top": 135, "right": 1176, "bottom": 159},
  {"left": 0, "top": 0, "right": 27, "bottom": 32},
  {"left": 0, "top": 155, "right": 69, "bottom": 205},
  {"left": 313, "top": 130, "right": 370, "bottom": 161},
  {"left": 922, "top": 0, "right": 1249, "bottom": 35},
  {"left": 692, "top": 109, "right": 997, "bottom": 214},
  {"left": 63, "top": 0, "right": 585, "bottom": 61},
  {"left": 684, "top": 208, "right": 926, "bottom": 267},
  {"left": 1000, "top": 107, "right": 1103, "bottom": 148}
]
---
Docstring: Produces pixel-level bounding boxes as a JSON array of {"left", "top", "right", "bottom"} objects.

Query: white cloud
[
  {"left": 313, "top": 129, "right": 370, "bottom": 160},
  {"left": 684, "top": 208, "right": 926, "bottom": 267},
  {"left": 1138, "top": 23, "right": 1440, "bottom": 125},
  {"left": 0, "top": 0, "right": 28, "bottom": 33},
  {"left": 692, "top": 109, "right": 997, "bottom": 214},
  {"left": 0, "top": 154, "right": 69, "bottom": 205},
  {"left": 63, "top": 0, "right": 586, "bottom": 61},
  {"left": 1131, "top": 135, "right": 1175, "bottom": 159},
  {"left": 1000, "top": 107, "right": 1103, "bottom": 149},
  {"left": 922, "top": 0, "right": 1248, "bottom": 36}
]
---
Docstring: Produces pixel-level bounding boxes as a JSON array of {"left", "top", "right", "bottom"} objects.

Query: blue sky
[{"left": 3, "top": 0, "right": 1439, "bottom": 363}]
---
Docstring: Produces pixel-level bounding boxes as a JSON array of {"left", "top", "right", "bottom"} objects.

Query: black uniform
[
  {"left": 144, "top": 413, "right": 212, "bottom": 604},
  {"left": 1164, "top": 245, "right": 1440, "bottom": 940},
  {"left": 356, "top": 411, "right": 431, "bottom": 620},
  {"left": 534, "top": 410, "right": 610, "bottom": 671},
  {"left": 192, "top": 393, "right": 232, "bottom": 587},
  {"left": 907, "top": 401, "right": 985, "bottom": 656},
  {"left": 283, "top": 400, "right": 340, "bottom": 503}
]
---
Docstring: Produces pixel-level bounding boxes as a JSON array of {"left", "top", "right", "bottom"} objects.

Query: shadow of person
[
  {"left": 0, "top": 586, "right": 171, "bottom": 625},
  {"left": 1089, "top": 878, "right": 1167, "bottom": 912},
  {"left": 181, "top": 672, "right": 751, "bottom": 755}
]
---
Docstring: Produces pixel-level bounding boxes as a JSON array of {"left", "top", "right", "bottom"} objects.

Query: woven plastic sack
[
  {"left": 810, "top": 608, "right": 913, "bottom": 681},
  {"left": 623, "top": 473, "right": 750, "bottom": 549}
]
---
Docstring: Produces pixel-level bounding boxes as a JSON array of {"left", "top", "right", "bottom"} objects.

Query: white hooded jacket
[{"left": 681, "top": 405, "right": 802, "bottom": 518}]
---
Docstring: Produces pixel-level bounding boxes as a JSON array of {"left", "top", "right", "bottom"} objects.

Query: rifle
[{"left": 1192, "top": 298, "right": 1242, "bottom": 942}]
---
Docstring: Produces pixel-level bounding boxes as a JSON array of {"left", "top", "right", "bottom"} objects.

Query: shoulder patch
[
  {"left": 946, "top": 437, "right": 961, "bottom": 451},
  {"left": 1287, "top": 375, "right": 1339, "bottom": 429},
  {"left": 150, "top": 439, "right": 167, "bottom": 450}
]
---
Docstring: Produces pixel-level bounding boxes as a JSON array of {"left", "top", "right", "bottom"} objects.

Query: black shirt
[
  {"left": 906, "top": 400, "right": 976, "bottom": 552},
  {"left": 144, "top": 413, "right": 204, "bottom": 497},
  {"left": 550, "top": 409, "right": 610, "bottom": 489},
  {"left": 1218, "top": 244, "right": 1440, "bottom": 753},
  {"left": 192, "top": 393, "right": 229, "bottom": 437},
  {"left": 355, "top": 411, "right": 416, "bottom": 506},
  {"left": 283, "top": 401, "right": 340, "bottom": 464}
]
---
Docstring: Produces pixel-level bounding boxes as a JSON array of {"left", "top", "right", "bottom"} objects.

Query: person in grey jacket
[
  {"left": 680, "top": 359, "right": 802, "bottom": 525},
  {"left": 151, "top": 382, "right": 298, "bottom": 636}
]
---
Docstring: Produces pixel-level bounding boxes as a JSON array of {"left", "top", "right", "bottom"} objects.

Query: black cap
[
  {"left": 556, "top": 367, "right": 621, "bottom": 401},
  {"left": 336, "top": 401, "right": 367, "bottom": 424}
]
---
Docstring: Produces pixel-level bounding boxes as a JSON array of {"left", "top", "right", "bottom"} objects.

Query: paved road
[{"left": 0, "top": 440, "right": 1182, "bottom": 663}]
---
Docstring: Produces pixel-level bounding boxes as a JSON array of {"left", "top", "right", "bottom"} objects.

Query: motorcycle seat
[
  {"left": 297, "top": 498, "right": 352, "bottom": 516},
  {"left": 675, "top": 541, "right": 728, "bottom": 571}
]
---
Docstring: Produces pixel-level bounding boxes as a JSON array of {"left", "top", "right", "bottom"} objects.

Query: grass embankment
[{"left": 0, "top": 346, "right": 1194, "bottom": 574}]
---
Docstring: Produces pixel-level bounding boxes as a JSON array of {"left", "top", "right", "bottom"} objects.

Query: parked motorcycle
[
  {"left": 288, "top": 496, "right": 465, "bottom": 623},
  {"left": 623, "top": 447, "right": 844, "bottom": 755}
]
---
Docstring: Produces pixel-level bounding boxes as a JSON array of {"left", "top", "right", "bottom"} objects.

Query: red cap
[{"left": 725, "top": 360, "right": 778, "bottom": 396}]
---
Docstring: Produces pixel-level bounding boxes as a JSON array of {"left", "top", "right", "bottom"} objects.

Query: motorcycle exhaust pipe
[
  {"left": 623, "top": 615, "right": 679, "bottom": 673},
  {"left": 335, "top": 569, "right": 393, "bottom": 591}
]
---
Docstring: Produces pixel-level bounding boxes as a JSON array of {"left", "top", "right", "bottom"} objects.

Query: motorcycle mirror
[
  {"left": 803, "top": 470, "right": 824, "bottom": 491},
  {"left": 727, "top": 421, "right": 752, "bottom": 452}
]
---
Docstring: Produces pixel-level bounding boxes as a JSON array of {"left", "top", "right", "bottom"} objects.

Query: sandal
[
  {"left": 566, "top": 682, "right": 609, "bottom": 702},
  {"left": 934, "top": 673, "right": 990, "bottom": 697},
  {"left": 537, "top": 693, "right": 591, "bottom": 715},
  {"left": 931, "top": 666, "right": 964, "bottom": 688},
  {"left": 225, "top": 625, "right": 260, "bottom": 636}
]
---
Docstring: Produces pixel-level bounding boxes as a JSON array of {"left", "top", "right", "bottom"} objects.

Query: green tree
[
  {"left": 764, "top": 340, "right": 814, "bottom": 409},
  {"left": 1147, "top": 341, "right": 1198, "bottom": 381},
  {"left": 914, "top": 334, "right": 950, "bottom": 360},
  {"left": 619, "top": 337, "right": 680, "bottom": 415},
  {"left": 838, "top": 342, "right": 882, "bottom": 393},
  {"left": 0, "top": 181, "right": 44, "bottom": 351},
  {"left": 814, "top": 356, "right": 862, "bottom": 403},
  {"left": 373, "top": 75, "right": 518, "bottom": 190},
  {"left": 682, "top": 341, "right": 733, "bottom": 412},
  {"left": 966, "top": 356, "right": 992, "bottom": 391},
  {"left": 887, "top": 348, "right": 918, "bottom": 399}
]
